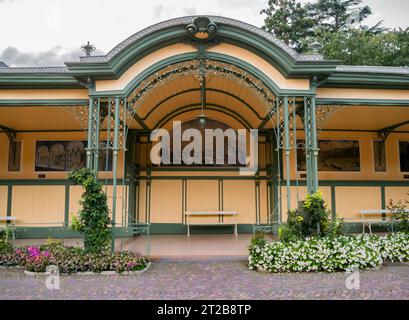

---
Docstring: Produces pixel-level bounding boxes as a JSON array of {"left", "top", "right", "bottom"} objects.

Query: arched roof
[{"left": 65, "top": 16, "right": 338, "bottom": 79}]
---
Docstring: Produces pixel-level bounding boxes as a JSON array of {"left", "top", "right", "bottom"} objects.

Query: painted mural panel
[
  {"left": 297, "top": 139, "right": 360, "bottom": 172},
  {"left": 8, "top": 140, "right": 22, "bottom": 172},
  {"left": 35, "top": 140, "right": 112, "bottom": 172},
  {"left": 399, "top": 141, "right": 409, "bottom": 172},
  {"left": 373, "top": 140, "right": 387, "bottom": 172}
]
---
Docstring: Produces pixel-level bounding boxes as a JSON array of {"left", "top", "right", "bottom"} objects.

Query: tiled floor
[{"left": 15, "top": 234, "right": 276, "bottom": 258}]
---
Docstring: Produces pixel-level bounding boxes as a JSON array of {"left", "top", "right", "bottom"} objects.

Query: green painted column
[
  {"left": 310, "top": 96, "right": 319, "bottom": 192},
  {"left": 283, "top": 96, "right": 291, "bottom": 213},
  {"left": 86, "top": 98, "right": 93, "bottom": 168},
  {"left": 111, "top": 97, "right": 120, "bottom": 251},
  {"left": 93, "top": 98, "right": 101, "bottom": 174},
  {"left": 304, "top": 96, "right": 318, "bottom": 194}
]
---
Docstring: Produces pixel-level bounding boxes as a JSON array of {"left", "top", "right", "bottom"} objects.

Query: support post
[
  {"left": 86, "top": 98, "right": 93, "bottom": 168},
  {"left": 304, "top": 96, "right": 319, "bottom": 194},
  {"left": 93, "top": 98, "right": 101, "bottom": 174},
  {"left": 111, "top": 97, "right": 120, "bottom": 251},
  {"left": 283, "top": 96, "right": 291, "bottom": 212},
  {"left": 310, "top": 97, "right": 319, "bottom": 192}
]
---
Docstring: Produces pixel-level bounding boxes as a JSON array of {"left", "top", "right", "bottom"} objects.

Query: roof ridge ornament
[
  {"left": 186, "top": 17, "right": 218, "bottom": 42},
  {"left": 81, "top": 41, "right": 96, "bottom": 56}
]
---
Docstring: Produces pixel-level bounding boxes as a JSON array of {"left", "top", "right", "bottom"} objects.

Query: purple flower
[
  {"left": 43, "top": 251, "right": 51, "bottom": 258},
  {"left": 27, "top": 246, "right": 40, "bottom": 258}
]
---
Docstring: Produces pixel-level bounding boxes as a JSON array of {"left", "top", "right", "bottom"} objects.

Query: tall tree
[
  {"left": 306, "top": 0, "right": 372, "bottom": 32},
  {"left": 261, "top": 0, "right": 316, "bottom": 52}
]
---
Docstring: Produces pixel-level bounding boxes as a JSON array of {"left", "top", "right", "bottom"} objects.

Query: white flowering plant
[{"left": 249, "top": 232, "right": 409, "bottom": 273}]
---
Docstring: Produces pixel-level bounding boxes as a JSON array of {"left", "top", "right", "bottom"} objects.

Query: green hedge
[{"left": 249, "top": 232, "right": 409, "bottom": 273}]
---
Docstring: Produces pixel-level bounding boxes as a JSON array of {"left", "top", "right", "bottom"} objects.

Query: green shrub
[
  {"left": 68, "top": 168, "right": 111, "bottom": 253},
  {"left": 250, "top": 232, "right": 266, "bottom": 248},
  {"left": 388, "top": 195, "right": 409, "bottom": 233},
  {"left": 249, "top": 232, "right": 409, "bottom": 273},
  {"left": 323, "top": 218, "right": 345, "bottom": 238},
  {"left": 277, "top": 224, "right": 300, "bottom": 243},
  {"left": 280, "top": 191, "right": 342, "bottom": 242},
  {"left": 0, "top": 239, "right": 13, "bottom": 254}
]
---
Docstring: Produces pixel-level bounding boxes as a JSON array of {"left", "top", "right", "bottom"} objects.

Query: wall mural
[
  {"left": 8, "top": 140, "right": 22, "bottom": 172},
  {"left": 35, "top": 141, "right": 112, "bottom": 172},
  {"left": 399, "top": 141, "right": 409, "bottom": 172},
  {"left": 297, "top": 139, "right": 361, "bottom": 172},
  {"left": 373, "top": 140, "right": 387, "bottom": 172}
]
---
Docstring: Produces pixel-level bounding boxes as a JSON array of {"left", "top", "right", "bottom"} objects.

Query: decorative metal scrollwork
[
  {"left": 316, "top": 105, "right": 341, "bottom": 133},
  {"left": 186, "top": 16, "right": 218, "bottom": 41},
  {"left": 126, "top": 58, "right": 276, "bottom": 119}
]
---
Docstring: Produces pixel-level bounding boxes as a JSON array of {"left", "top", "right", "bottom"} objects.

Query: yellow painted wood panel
[
  {"left": 150, "top": 180, "right": 182, "bottom": 223},
  {"left": 187, "top": 180, "right": 219, "bottom": 224},
  {"left": 105, "top": 185, "right": 128, "bottom": 226},
  {"left": 223, "top": 180, "right": 256, "bottom": 224},
  {"left": 259, "top": 181, "right": 269, "bottom": 223},
  {"left": 385, "top": 187, "right": 409, "bottom": 206},
  {"left": 138, "top": 181, "right": 147, "bottom": 223},
  {"left": 68, "top": 185, "right": 83, "bottom": 223},
  {"left": 11, "top": 186, "right": 65, "bottom": 226},
  {"left": 335, "top": 186, "right": 381, "bottom": 219},
  {"left": 0, "top": 186, "right": 8, "bottom": 215}
]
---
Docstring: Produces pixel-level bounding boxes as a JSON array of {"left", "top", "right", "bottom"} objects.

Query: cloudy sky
[{"left": 0, "top": 0, "right": 407, "bottom": 67}]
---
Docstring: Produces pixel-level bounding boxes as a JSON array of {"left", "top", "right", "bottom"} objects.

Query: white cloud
[{"left": 0, "top": 0, "right": 407, "bottom": 66}]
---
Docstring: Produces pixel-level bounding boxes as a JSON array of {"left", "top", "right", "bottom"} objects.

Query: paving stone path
[{"left": 0, "top": 261, "right": 408, "bottom": 300}]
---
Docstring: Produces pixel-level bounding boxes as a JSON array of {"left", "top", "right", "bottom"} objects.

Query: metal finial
[
  {"left": 311, "top": 40, "right": 322, "bottom": 54},
  {"left": 81, "top": 41, "right": 96, "bottom": 56}
]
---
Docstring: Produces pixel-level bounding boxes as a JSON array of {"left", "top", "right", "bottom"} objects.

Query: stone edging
[{"left": 21, "top": 262, "right": 151, "bottom": 276}]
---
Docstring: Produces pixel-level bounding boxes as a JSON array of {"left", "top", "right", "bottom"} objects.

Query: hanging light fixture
[{"left": 198, "top": 57, "right": 207, "bottom": 128}]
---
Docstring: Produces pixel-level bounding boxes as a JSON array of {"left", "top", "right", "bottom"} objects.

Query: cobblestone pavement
[{"left": 0, "top": 261, "right": 408, "bottom": 300}]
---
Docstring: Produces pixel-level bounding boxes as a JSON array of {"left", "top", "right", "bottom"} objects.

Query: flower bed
[
  {"left": 0, "top": 239, "right": 149, "bottom": 275},
  {"left": 249, "top": 232, "right": 409, "bottom": 273}
]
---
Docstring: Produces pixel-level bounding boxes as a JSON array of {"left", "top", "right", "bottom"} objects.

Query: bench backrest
[{"left": 359, "top": 209, "right": 409, "bottom": 219}]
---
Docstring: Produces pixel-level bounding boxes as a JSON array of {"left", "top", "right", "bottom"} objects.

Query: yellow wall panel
[
  {"left": 104, "top": 185, "right": 128, "bottom": 226},
  {"left": 11, "top": 186, "right": 65, "bottom": 226},
  {"left": 385, "top": 187, "right": 409, "bottom": 206},
  {"left": 186, "top": 180, "right": 219, "bottom": 224},
  {"left": 150, "top": 180, "right": 182, "bottom": 223},
  {"left": 0, "top": 186, "right": 8, "bottom": 215},
  {"left": 138, "top": 181, "right": 147, "bottom": 223},
  {"left": 68, "top": 185, "right": 83, "bottom": 223},
  {"left": 259, "top": 181, "right": 269, "bottom": 224},
  {"left": 223, "top": 180, "right": 256, "bottom": 224},
  {"left": 335, "top": 186, "right": 381, "bottom": 219}
]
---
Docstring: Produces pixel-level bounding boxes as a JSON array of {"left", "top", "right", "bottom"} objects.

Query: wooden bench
[
  {"left": 352, "top": 209, "right": 409, "bottom": 235},
  {"left": 184, "top": 211, "right": 238, "bottom": 236}
]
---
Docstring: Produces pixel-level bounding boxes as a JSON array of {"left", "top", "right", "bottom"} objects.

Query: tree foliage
[
  {"left": 261, "top": 0, "right": 409, "bottom": 66},
  {"left": 319, "top": 28, "right": 409, "bottom": 66},
  {"left": 261, "top": 0, "right": 315, "bottom": 51}
]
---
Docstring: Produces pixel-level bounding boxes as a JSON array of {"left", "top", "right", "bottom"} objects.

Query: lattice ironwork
[
  {"left": 126, "top": 58, "right": 276, "bottom": 120},
  {"left": 61, "top": 105, "right": 89, "bottom": 132},
  {"left": 316, "top": 105, "right": 341, "bottom": 133}
]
